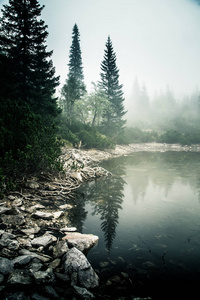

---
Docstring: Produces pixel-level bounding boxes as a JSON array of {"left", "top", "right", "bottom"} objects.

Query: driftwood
[{"left": 14, "top": 148, "right": 112, "bottom": 202}]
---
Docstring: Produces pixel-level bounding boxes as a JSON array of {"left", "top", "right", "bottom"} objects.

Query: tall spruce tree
[
  {"left": 99, "top": 36, "right": 126, "bottom": 136},
  {"left": 61, "top": 24, "right": 86, "bottom": 125},
  {"left": 0, "top": 0, "right": 60, "bottom": 117}
]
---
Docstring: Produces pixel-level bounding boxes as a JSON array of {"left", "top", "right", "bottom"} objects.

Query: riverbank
[
  {"left": 61, "top": 142, "right": 200, "bottom": 165},
  {"left": 1, "top": 143, "right": 200, "bottom": 299}
]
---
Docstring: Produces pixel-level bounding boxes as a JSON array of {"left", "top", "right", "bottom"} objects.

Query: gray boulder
[
  {"left": 52, "top": 240, "right": 69, "bottom": 258},
  {"left": 0, "top": 257, "right": 14, "bottom": 275},
  {"left": 12, "top": 255, "right": 34, "bottom": 267},
  {"left": 62, "top": 232, "right": 99, "bottom": 254},
  {"left": 31, "top": 233, "right": 57, "bottom": 248},
  {"left": 0, "top": 232, "right": 19, "bottom": 251},
  {"left": 64, "top": 247, "right": 99, "bottom": 289}
]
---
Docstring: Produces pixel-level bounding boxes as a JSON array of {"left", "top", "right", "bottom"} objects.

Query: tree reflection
[
  {"left": 91, "top": 176, "right": 125, "bottom": 251},
  {"left": 78, "top": 173, "right": 126, "bottom": 251},
  {"left": 67, "top": 199, "right": 88, "bottom": 233}
]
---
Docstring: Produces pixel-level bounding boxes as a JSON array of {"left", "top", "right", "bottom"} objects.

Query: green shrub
[
  {"left": 78, "top": 129, "right": 114, "bottom": 149},
  {"left": 117, "top": 127, "right": 159, "bottom": 144}
]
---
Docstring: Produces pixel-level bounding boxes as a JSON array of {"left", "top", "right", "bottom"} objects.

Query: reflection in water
[
  {"left": 78, "top": 175, "right": 126, "bottom": 251},
  {"left": 67, "top": 199, "right": 87, "bottom": 232}
]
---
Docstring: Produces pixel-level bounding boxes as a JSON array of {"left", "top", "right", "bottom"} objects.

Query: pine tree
[
  {"left": 61, "top": 24, "right": 86, "bottom": 125},
  {"left": 99, "top": 36, "right": 126, "bottom": 136},
  {"left": 0, "top": 0, "right": 60, "bottom": 117}
]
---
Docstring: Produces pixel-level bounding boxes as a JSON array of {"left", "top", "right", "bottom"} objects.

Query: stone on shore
[
  {"left": 62, "top": 232, "right": 99, "bottom": 254},
  {"left": 31, "top": 233, "right": 57, "bottom": 248},
  {"left": 0, "top": 232, "right": 19, "bottom": 251},
  {"left": 7, "top": 269, "right": 33, "bottom": 285},
  {"left": 52, "top": 240, "right": 69, "bottom": 258},
  {"left": 1, "top": 213, "right": 25, "bottom": 226},
  {"left": 0, "top": 257, "right": 14, "bottom": 275},
  {"left": 31, "top": 211, "right": 54, "bottom": 220},
  {"left": 0, "top": 207, "right": 11, "bottom": 215},
  {"left": 32, "top": 267, "right": 55, "bottom": 284},
  {"left": 73, "top": 285, "right": 95, "bottom": 299},
  {"left": 64, "top": 247, "right": 99, "bottom": 289}
]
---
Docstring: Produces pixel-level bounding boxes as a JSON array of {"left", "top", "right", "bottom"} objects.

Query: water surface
[{"left": 70, "top": 152, "right": 200, "bottom": 297}]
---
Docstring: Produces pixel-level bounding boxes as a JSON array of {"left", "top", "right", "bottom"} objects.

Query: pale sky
[{"left": 1, "top": 0, "right": 200, "bottom": 99}]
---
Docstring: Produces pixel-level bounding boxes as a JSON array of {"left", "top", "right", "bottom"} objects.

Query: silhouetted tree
[
  {"left": 0, "top": 0, "right": 61, "bottom": 182},
  {"left": 99, "top": 36, "right": 126, "bottom": 137},
  {"left": 0, "top": 0, "right": 60, "bottom": 118}
]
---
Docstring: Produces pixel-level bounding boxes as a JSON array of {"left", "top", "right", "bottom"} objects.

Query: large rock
[
  {"left": 62, "top": 232, "right": 99, "bottom": 254},
  {"left": 0, "top": 257, "right": 14, "bottom": 275},
  {"left": 64, "top": 247, "right": 99, "bottom": 289},
  {"left": 31, "top": 233, "right": 57, "bottom": 248}
]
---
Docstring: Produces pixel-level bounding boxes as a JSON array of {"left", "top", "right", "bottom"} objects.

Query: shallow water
[{"left": 71, "top": 152, "right": 200, "bottom": 297}]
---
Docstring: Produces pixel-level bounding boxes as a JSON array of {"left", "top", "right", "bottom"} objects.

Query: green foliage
[
  {"left": 72, "top": 83, "right": 111, "bottom": 126},
  {"left": 117, "top": 127, "right": 159, "bottom": 144},
  {"left": 159, "top": 129, "right": 200, "bottom": 145},
  {"left": 99, "top": 36, "right": 126, "bottom": 136},
  {"left": 78, "top": 129, "right": 114, "bottom": 149},
  {"left": 58, "top": 119, "right": 114, "bottom": 150},
  {"left": 0, "top": 100, "right": 63, "bottom": 186}
]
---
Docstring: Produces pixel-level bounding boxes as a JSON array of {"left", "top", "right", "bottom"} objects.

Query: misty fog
[{"left": 125, "top": 78, "right": 199, "bottom": 135}]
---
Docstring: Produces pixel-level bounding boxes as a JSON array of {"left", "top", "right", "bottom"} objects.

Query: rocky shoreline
[{"left": 1, "top": 143, "right": 200, "bottom": 299}]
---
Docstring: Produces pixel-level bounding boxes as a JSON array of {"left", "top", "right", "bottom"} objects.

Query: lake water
[{"left": 70, "top": 152, "right": 200, "bottom": 298}]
